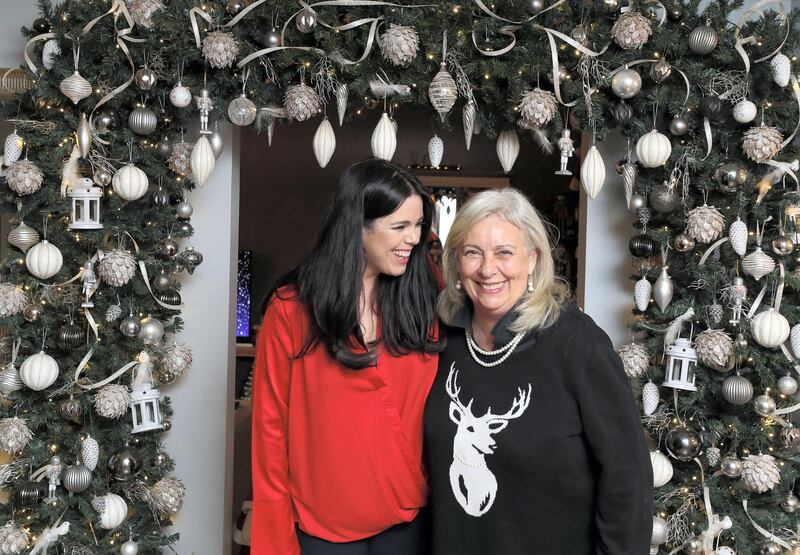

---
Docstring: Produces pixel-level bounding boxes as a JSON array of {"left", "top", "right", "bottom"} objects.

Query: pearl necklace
[{"left": 465, "top": 329, "right": 526, "bottom": 368}]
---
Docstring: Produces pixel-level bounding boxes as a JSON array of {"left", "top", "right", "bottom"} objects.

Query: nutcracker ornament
[
  {"left": 81, "top": 259, "right": 98, "bottom": 308},
  {"left": 556, "top": 129, "right": 575, "bottom": 176},
  {"left": 196, "top": 89, "right": 214, "bottom": 134}
]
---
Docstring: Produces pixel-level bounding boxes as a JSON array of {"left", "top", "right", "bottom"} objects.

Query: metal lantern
[
  {"left": 68, "top": 183, "right": 103, "bottom": 230},
  {"left": 130, "top": 381, "right": 163, "bottom": 433},
  {"left": 663, "top": 334, "right": 698, "bottom": 391}
]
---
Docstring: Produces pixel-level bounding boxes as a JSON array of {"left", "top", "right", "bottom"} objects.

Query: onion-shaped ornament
[
  {"left": 169, "top": 83, "right": 191, "bottom": 108},
  {"left": 611, "top": 67, "right": 642, "bottom": 99},
  {"left": 629, "top": 234, "right": 657, "bottom": 257},
  {"left": 634, "top": 276, "right": 651, "bottom": 312},
  {"left": 729, "top": 217, "right": 748, "bottom": 256},
  {"left": 742, "top": 247, "right": 775, "bottom": 280},
  {"left": 191, "top": 135, "right": 215, "bottom": 187},
  {"left": 128, "top": 106, "right": 157, "bottom": 135},
  {"left": 113, "top": 164, "right": 148, "bottom": 201},
  {"left": 771, "top": 52, "right": 791, "bottom": 87},
  {"left": 751, "top": 307, "right": 789, "bottom": 348},
  {"left": 19, "top": 351, "right": 59, "bottom": 391},
  {"left": 0, "top": 363, "right": 23, "bottom": 396},
  {"left": 59, "top": 71, "right": 92, "bottom": 104},
  {"left": 429, "top": 63, "right": 458, "bottom": 121},
  {"left": 733, "top": 99, "right": 758, "bottom": 124},
  {"left": 228, "top": 94, "right": 257, "bottom": 127},
  {"left": 7, "top": 221, "right": 39, "bottom": 253},
  {"left": 63, "top": 464, "right": 92, "bottom": 493},
  {"left": 313, "top": 117, "right": 336, "bottom": 169},
  {"left": 688, "top": 22, "right": 718, "bottom": 55},
  {"left": 496, "top": 130, "right": 520, "bottom": 174},
  {"left": 177, "top": 246, "right": 203, "bottom": 274},
  {"left": 580, "top": 145, "right": 605, "bottom": 199},
  {"left": 650, "top": 450, "right": 673, "bottom": 487},
  {"left": 26, "top": 240, "right": 63, "bottom": 279},
  {"left": 636, "top": 129, "right": 671, "bottom": 167}
]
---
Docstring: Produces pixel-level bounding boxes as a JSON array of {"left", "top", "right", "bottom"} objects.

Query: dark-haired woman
[{"left": 251, "top": 158, "right": 442, "bottom": 555}]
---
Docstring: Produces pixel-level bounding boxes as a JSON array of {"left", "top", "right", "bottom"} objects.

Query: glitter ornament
[
  {"left": 429, "top": 63, "right": 458, "bottom": 121},
  {"left": 617, "top": 343, "right": 649, "bottom": 378},
  {"left": 0, "top": 522, "right": 29, "bottom": 554},
  {"left": 634, "top": 276, "right": 651, "bottom": 312},
  {"left": 0, "top": 417, "right": 32, "bottom": 454},
  {"left": 94, "top": 384, "right": 130, "bottom": 419},
  {"left": 42, "top": 39, "right": 61, "bottom": 70},
  {"left": 228, "top": 95, "right": 257, "bottom": 127},
  {"left": 733, "top": 99, "right": 757, "bottom": 124},
  {"left": 99, "top": 249, "right": 137, "bottom": 287},
  {"left": 202, "top": 30, "right": 238, "bottom": 69},
  {"left": 0, "top": 283, "right": 27, "bottom": 318},
  {"left": 771, "top": 52, "right": 791, "bottom": 87},
  {"left": 517, "top": 88, "right": 557, "bottom": 128},
  {"left": 791, "top": 324, "right": 800, "bottom": 358},
  {"left": 6, "top": 159, "right": 43, "bottom": 196},
  {"left": 729, "top": 217, "right": 748, "bottom": 256},
  {"left": 741, "top": 454, "right": 780, "bottom": 493},
  {"left": 149, "top": 476, "right": 186, "bottom": 516},
  {"left": 642, "top": 381, "right": 659, "bottom": 415},
  {"left": 106, "top": 302, "right": 123, "bottom": 322},
  {"left": 694, "top": 329, "right": 734, "bottom": 371},
  {"left": 284, "top": 82, "right": 322, "bottom": 122},
  {"left": 378, "top": 24, "right": 419, "bottom": 67},
  {"left": 3, "top": 131, "right": 23, "bottom": 165},
  {"left": 129, "top": 0, "right": 164, "bottom": 29},
  {"left": 82, "top": 435, "right": 99, "bottom": 471},
  {"left": 168, "top": 142, "right": 193, "bottom": 177},
  {"left": 706, "top": 447, "right": 721, "bottom": 467},
  {"left": 742, "top": 125, "right": 783, "bottom": 163},
  {"left": 686, "top": 204, "right": 724, "bottom": 243},
  {"left": 611, "top": 11, "right": 652, "bottom": 50},
  {"left": 428, "top": 135, "right": 443, "bottom": 168},
  {"left": 93, "top": 493, "right": 128, "bottom": 529}
]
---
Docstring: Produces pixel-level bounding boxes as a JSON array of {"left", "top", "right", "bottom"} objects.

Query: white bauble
[
  {"left": 26, "top": 240, "right": 63, "bottom": 279},
  {"left": 733, "top": 99, "right": 757, "bottom": 124},
  {"left": 93, "top": 493, "right": 128, "bottom": 529},
  {"left": 42, "top": 39, "right": 61, "bottom": 70},
  {"left": 191, "top": 135, "right": 215, "bottom": 187},
  {"left": 112, "top": 164, "right": 148, "bottom": 201},
  {"left": 312, "top": 117, "right": 336, "bottom": 169},
  {"left": 580, "top": 145, "right": 606, "bottom": 199},
  {"left": 19, "top": 351, "right": 59, "bottom": 391},
  {"left": 496, "top": 129, "right": 520, "bottom": 173},
  {"left": 169, "top": 83, "right": 192, "bottom": 108},
  {"left": 751, "top": 308, "right": 790, "bottom": 348},
  {"left": 652, "top": 516, "right": 668, "bottom": 545},
  {"left": 650, "top": 450, "right": 673, "bottom": 487},
  {"left": 636, "top": 129, "right": 672, "bottom": 167},
  {"left": 715, "top": 547, "right": 736, "bottom": 555},
  {"left": 428, "top": 135, "right": 444, "bottom": 168},
  {"left": 371, "top": 112, "right": 396, "bottom": 161},
  {"left": 728, "top": 217, "right": 748, "bottom": 256}
]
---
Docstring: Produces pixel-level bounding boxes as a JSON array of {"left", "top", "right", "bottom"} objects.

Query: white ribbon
[
  {"left": 699, "top": 237, "right": 730, "bottom": 265},
  {"left": 743, "top": 499, "right": 791, "bottom": 549},
  {"left": 75, "top": 350, "right": 138, "bottom": 391},
  {"left": 29, "top": 521, "right": 69, "bottom": 555},
  {"left": 732, "top": 0, "right": 789, "bottom": 73},
  {"left": 702, "top": 116, "right": 713, "bottom": 160},
  {"left": 23, "top": 33, "right": 55, "bottom": 74}
]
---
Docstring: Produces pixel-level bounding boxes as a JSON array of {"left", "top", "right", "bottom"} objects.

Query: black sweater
[{"left": 423, "top": 303, "right": 653, "bottom": 554}]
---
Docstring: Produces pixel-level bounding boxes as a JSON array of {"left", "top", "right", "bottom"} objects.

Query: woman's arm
[{"left": 251, "top": 299, "right": 301, "bottom": 555}]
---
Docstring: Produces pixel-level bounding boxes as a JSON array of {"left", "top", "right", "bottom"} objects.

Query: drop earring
[
  {"left": 456, "top": 279, "right": 462, "bottom": 291},
  {"left": 527, "top": 274, "right": 534, "bottom": 292}
]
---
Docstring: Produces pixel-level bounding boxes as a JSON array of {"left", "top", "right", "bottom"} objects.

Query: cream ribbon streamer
[
  {"left": 732, "top": 0, "right": 789, "bottom": 73},
  {"left": 780, "top": 74, "right": 800, "bottom": 147},
  {"left": 743, "top": 499, "right": 791, "bottom": 549},
  {"left": 23, "top": 33, "right": 55, "bottom": 74},
  {"left": 74, "top": 350, "right": 138, "bottom": 391}
]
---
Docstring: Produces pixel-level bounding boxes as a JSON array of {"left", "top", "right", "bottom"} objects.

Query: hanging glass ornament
[
  {"left": 169, "top": 83, "right": 192, "bottom": 108},
  {"left": 8, "top": 221, "right": 39, "bottom": 252},
  {"left": 611, "top": 67, "right": 642, "bottom": 99},
  {"left": 228, "top": 94, "right": 257, "bottom": 127},
  {"left": 669, "top": 115, "right": 689, "bottom": 136},
  {"left": 429, "top": 63, "right": 458, "bottom": 121},
  {"left": 134, "top": 66, "right": 157, "bottom": 91},
  {"left": 688, "top": 21, "right": 718, "bottom": 55},
  {"left": 296, "top": 8, "right": 317, "bottom": 33}
]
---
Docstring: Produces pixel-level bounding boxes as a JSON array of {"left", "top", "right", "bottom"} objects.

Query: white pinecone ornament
[
  {"left": 161, "top": 342, "right": 193, "bottom": 377},
  {"left": 168, "top": 142, "right": 193, "bottom": 177},
  {"left": 771, "top": 52, "right": 791, "bottom": 87},
  {"left": 741, "top": 454, "right": 781, "bottom": 493},
  {"left": 0, "top": 283, "right": 28, "bottom": 318},
  {"left": 518, "top": 88, "right": 557, "bottom": 128},
  {"left": 791, "top": 324, "right": 800, "bottom": 359},
  {"left": 94, "top": 384, "right": 130, "bottom": 419},
  {"left": 3, "top": 131, "right": 23, "bottom": 166},
  {"left": 81, "top": 435, "right": 99, "bottom": 471},
  {"left": 742, "top": 125, "right": 783, "bottom": 163},
  {"left": 378, "top": 24, "right": 419, "bottom": 67},
  {"left": 106, "top": 302, "right": 123, "bottom": 322},
  {"left": 729, "top": 217, "right": 748, "bottom": 256},
  {"left": 642, "top": 381, "right": 659, "bottom": 415},
  {"left": 634, "top": 276, "right": 651, "bottom": 312},
  {"left": 0, "top": 417, "right": 32, "bottom": 454},
  {"left": 686, "top": 204, "right": 725, "bottom": 243},
  {"left": 706, "top": 446, "right": 721, "bottom": 467},
  {"left": 610, "top": 11, "right": 652, "bottom": 50},
  {"left": 694, "top": 329, "right": 734, "bottom": 371},
  {"left": 202, "top": 30, "right": 238, "bottom": 69},
  {"left": 0, "top": 522, "right": 29, "bottom": 555},
  {"left": 707, "top": 303, "right": 724, "bottom": 325},
  {"left": 149, "top": 476, "right": 186, "bottom": 515},
  {"left": 617, "top": 343, "right": 649, "bottom": 378},
  {"left": 284, "top": 82, "right": 322, "bottom": 122},
  {"left": 129, "top": 0, "right": 164, "bottom": 29},
  {"left": 6, "top": 160, "right": 43, "bottom": 196},
  {"left": 99, "top": 249, "right": 137, "bottom": 287}
]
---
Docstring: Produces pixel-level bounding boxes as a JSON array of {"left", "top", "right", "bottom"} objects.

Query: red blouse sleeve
[{"left": 251, "top": 298, "right": 301, "bottom": 555}]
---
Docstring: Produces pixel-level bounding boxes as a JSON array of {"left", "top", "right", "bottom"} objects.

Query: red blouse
[{"left": 251, "top": 290, "right": 438, "bottom": 554}]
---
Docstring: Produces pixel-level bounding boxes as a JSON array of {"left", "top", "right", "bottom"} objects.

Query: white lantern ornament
[
  {"left": 496, "top": 130, "right": 520, "bottom": 174},
  {"left": 662, "top": 323, "right": 698, "bottom": 391},
  {"left": 636, "top": 128, "right": 672, "bottom": 168},
  {"left": 312, "top": 117, "right": 336, "bottom": 169},
  {"left": 580, "top": 144, "right": 606, "bottom": 199},
  {"left": 130, "top": 352, "right": 164, "bottom": 434},
  {"left": 68, "top": 177, "right": 102, "bottom": 230},
  {"left": 112, "top": 164, "right": 148, "bottom": 201},
  {"left": 371, "top": 112, "right": 397, "bottom": 161}
]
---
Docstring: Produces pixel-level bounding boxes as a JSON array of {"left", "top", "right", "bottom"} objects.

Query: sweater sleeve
[
  {"left": 251, "top": 299, "right": 301, "bottom": 555},
  {"left": 572, "top": 336, "right": 653, "bottom": 555}
]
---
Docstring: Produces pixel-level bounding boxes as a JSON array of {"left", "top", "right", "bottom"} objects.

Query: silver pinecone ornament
[
  {"left": 0, "top": 417, "right": 32, "bottom": 454},
  {"left": 610, "top": 11, "right": 652, "bottom": 50},
  {"left": 617, "top": 343, "right": 649, "bottom": 378},
  {"left": 791, "top": 324, "right": 800, "bottom": 359},
  {"left": 99, "top": 249, "right": 137, "bottom": 287},
  {"left": 168, "top": 142, "right": 194, "bottom": 177},
  {"left": 694, "top": 329, "right": 734, "bottom": 371},
  {"left": 742, "top": 125, "right": 783, "bottom": 163},
  {"left": 706, "top": 447, "right": 721, "bottom": 467},
  {"left": 94, "top": 384, "right": 130, "bottom": 419},
  {"left": 81, "top": 435, "right": 99, "bottom": 471},
  {"left": 0, "top": 522, "right": 29, "bottom": 554},
  {"left": 378, "top": 24, "right": 420, "bottom": 67},
  {"left": 284, "top": 81, "right": 322, "bottom": 122},
  {"left": 707, "top": 303, "right": 724, "bottom": 325},
  {"left": 686, "top": 204, "right": 725, "bottom": 243},
  {"left": 729, "top": 217, "right": 748, "bottom": 256},
  {"left": 6, "top": 160, "right": 43, "bottom": 196},
  {"left": 0, "top": 283, "right": 27, "bottom": 318},
  {"left": 642, "top": 381, "right": 659, "bottom": 415},
  {"left": 129, "top": 0, "right": 164, "bottom": 29},
  {"left": 517, "top": 88, "right": 557, "bottom": 128},
  {"left": 106, "top": 302, "right": 123, "bottom": 322},
  {"left": 3, "top": 131, "right": 23, "bottom": 165},
  {"left": 149, "top": 476, "right": 186, "bottom": 516},
  {"left": 741, "top": 454, "right": 781, "bottom": 493},
  {"left": 771, "top": 52, "right": 791, "bottom": 87},
  {"left": 202, "top": 30, "right": 239, "bottom": 69},
  {"left": 160, "top": 342, "right": 193, "bottom": 377},
  {"left": 634, "top": 276, "right": 651, "bottom": 312}
]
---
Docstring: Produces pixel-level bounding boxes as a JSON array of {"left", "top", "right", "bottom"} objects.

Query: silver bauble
[
  {"left": 94, "top": 109, "right": 120, "bottom": 134},
  {"left": 57, "top": 322, "right": 84, "bottom": 350},
  {"left": 155, "top": 136, "right": 173, "bottom": 159},
  {"left": 652, "top": 515, "right": 668, "bottom": 545},
  {"left": 129, "top": 106, "right": 157, "bottom": 135},
  {"left": 94, "top": 168, "right": 112, "bottom": 186},
  {"left": 779, "top": 375, "right": 799, "bottom": 396},
  {"left": 754, "top": 394, "right": 777, "bottom": 416},
  {"left": 674, "top": 232, "right": 695, "bottom": 252},
  {"left": 120, "top": 315, "right": 141, "bottom": 338},
  {"left": 108, "top": 445, "right": 143, "bottom": 481},
  {"left": 761, "top": 541, "right": 783, "bottom": 555},
  {"left": 721, "top": 456, "right": 743, "bottom": 477},
  {"left": 723, "top": 374, "right": 753, "bottom": 405},
  {"left": 228, "top": 94, "right": 257, "bottom": 127},
  {"left": 157, "top": 367, "right": 177, "bottom": 385},
  {"left": 772, "top": 235, "right": 794, "bottom": 256},
  {"left": 152, "top": 272, "right": 172, "bottom": 291},
  {"left": 263, "top": 27, "right": 281, "bottom": 48},
  {"left": 714, "top": 161, "right": 748, "bottom": 192},
  {"left": 134, "top": 67, "right": 156, "bottom": 91},
  {"left": 611, "top": 68, "right": 642, "bottom": 99},
  {"left": 629, "top": 193, "right": 646, "bottom": 210},
  {"left": 120, "top": 540, "right": 139, "bottom": 555},
  {"left": 169, "top": 83, "right": 192, "bottom": 108},
  {"left": 669, "top": 115, "right": 689, "bottom": 136},
  {"left": 63, "top": 464, "right": 92, "bottom": 493},
  {"left": 649, "top": 182, "right": 680, "bottom": 213},
  {"left": 689, "top": 22, "right": 719, "bottom": 55},
  {"left": 296, "top": 8, "right": 317, "bottom": 33},
  {"left": 176, "top": 201, "right": 194, "bottom": 219},
  {"left": 782, "top": 494, "right": 800, "bottom": 513},
  {"left": 8, "top": 221, "right": 39, "bottom": 253},
  {"left": 665, "top": 425, "right": 701, "bottom": 460},
  {"left": 139, "top": 316, "right": 164, "bottom": 345},
  {"left": 684, "top": 538, "right": 704, "bottom": 555},
  {"left": 23, "top": 303, "right": 42, "bottom": 322},
  {"left": 159, "top": 237, "right": 179, "bottom": 257},
  {"left": 209, "top": 122, "right": 224, "bottom": 159}
]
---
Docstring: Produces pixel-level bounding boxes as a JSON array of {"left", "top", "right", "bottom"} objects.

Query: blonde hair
[{"left": 438, "top": 188, "right": 570, "bottom": 332}]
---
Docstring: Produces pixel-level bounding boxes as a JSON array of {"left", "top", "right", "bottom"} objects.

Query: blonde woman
[{"left": 424, "top": 189, "right": 652, "bottom": 554}]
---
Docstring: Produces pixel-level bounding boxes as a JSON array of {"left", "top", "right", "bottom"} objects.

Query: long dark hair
[{"left": 268, "top": 158, "right": 441, "bottom": 369}]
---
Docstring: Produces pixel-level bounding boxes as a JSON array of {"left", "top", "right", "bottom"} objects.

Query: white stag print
[{"left": 446, "top": 363, "right": 532, "bottom": 517}]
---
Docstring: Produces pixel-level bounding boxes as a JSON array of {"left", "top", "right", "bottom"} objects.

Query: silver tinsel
[
  {"left": 129, "top": 0, "right": 164, "bottom": 29},
  {"left": 160, "top": 342, "right": 193, "bottom": 377},
  {"left": 686, "top": 205, "right": 725, "bottom": 243},
  {"left": 6, "top": 160, "right": 43, "bottom": 196},
  {"left": 694, "top": 329, "right": 734, "bottom": 371},
  {"left": 94, "top": 384, "right": 130, "bottom": 419},
  {"left": 284, "top": 82, "right": 322, "bottom": 122},
  {"left": 168, "top": 142, "right": 193, "bottom": 177},
  {"left": 617, "top": 343, "right": 649, "bottom": 378},
  {"left": 0, "top": 417, "right": 32, "bottom": 454},
  {"left": 517, "top": 88, "right": 557, "bottom": 128},
  {"left": 741, "top": 454, "right": 781, "bottom": 493},
  {"left": 202, "top": 31, "right": 239, "bottom": 69},
  {"left": 99, "top": 249, "right": 137, "bottom": 287},
  {"left": 610, "top": 11, "right": 652, "bottom": 50},
  {"left": 378, "top": 24, "right": 420, "bottom": 67},
  {"left": 149, "top": 476, "right": 186, "bottom": 515},
  {"left": 0, "top": 284, "right": 27, "bottom": 318},
  {"left": 0, "top": 522, "right": 29, "bottom": 555},
  {"left": 742, "top": 125, "right": 783, "bottom": 163}
]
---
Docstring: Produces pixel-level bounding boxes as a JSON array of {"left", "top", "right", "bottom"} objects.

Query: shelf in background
[{"left": 236, "top": 343, "right": 255, "bottom": 358}]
